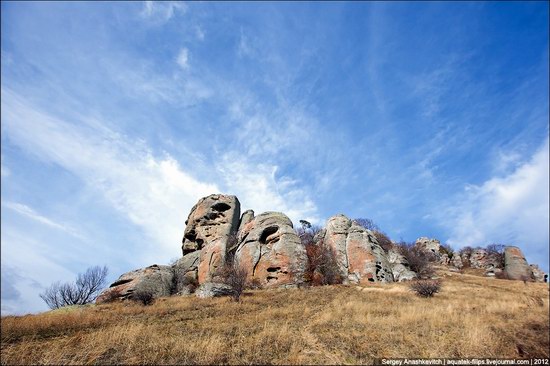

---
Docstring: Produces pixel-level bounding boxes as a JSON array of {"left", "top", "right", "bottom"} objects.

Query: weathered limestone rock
[
  {"left": 181, "top": 194, "right": 241, "bottom": 283},
  {"left": 235, "top": 212, "right": 307, "bottom": 288},
  {"left": 172, "top": 251, "right": 200, "bottom": 295},
  {"left": 529, "top": 264, "right": 548, "bottom": 283},
  {"left": 321, "top": 215, "right": 396, "bottom": 284},
  {"left": 415, "top": 237, "right": 441, "bottom": 254},
  {"left": 470, "top": 249, "right": 489, "bottom": 269},
  {"left": 96, "top": 264, "right": 173, "bottom": 303},
  {"left": 346, "top": 223, "right": 394, "bottom": 283},
  {"left": 451, "top": 251, "right": 463, "bottom": 269},
  {"left": 387, "top": 249, "right": 416, "bottom": 282},
  {"left": 195, "top": 282, "right": 234, "bottom": 298},
  {"left": 440, "top": 253, "right": 450, "bottom": 265},
  {"left": 504, "top": 246, "right": 533, "bottom": 281},
  {"left": 324, "top": 215, "right": 352, "bottom": 280}
]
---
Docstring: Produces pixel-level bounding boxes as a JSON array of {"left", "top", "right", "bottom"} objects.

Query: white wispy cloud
[
  {"left": 176, "top": 47, "right": 189, "bottom": 70},
  {"left": 140, "top": 1, "right": 187, "bottom": 25},
  {"left": 440, "top": 137, "right": 549, "bottom": 268},
  {"left": 217, "top": 154, "right": 320, "bottom": 226},
  {"left": 2, "top": 88, "right": 219, "bottom": 265},
  {"left": 3, "top": 201, "right": 84, "bottom": 240}
]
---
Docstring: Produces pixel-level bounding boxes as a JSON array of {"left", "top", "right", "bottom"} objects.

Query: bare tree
[
  {"left": 39, "top": 265, "right": 108, "bottom": 309},
  {"left": 352, "top": 218, "right": 380, "bottom": 232},
  {"left": 220, "top": 261, "right": 248, "bottom": 301},
  {"left": 395, "top": 242, "right": 436, "bottom": 279}
]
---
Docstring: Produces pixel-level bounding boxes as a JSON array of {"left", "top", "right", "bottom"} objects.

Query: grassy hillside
[{"left": 2, "top": 270, "right": 549, "bottom": 365}]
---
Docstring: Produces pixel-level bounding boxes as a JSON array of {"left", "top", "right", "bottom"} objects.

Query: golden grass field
[{"left": 1, "top": 269, "right": 549, "bottom": 365}]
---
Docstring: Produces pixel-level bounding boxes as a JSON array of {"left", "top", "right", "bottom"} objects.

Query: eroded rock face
[
  {"left": 415, "top": 237, "right": 441, "bottom": 255},
  {"left": 235, "top": 212, "right": 307, "bottom": 288},
  {"left": 470, "top": 249, "right": 489, "bottom": 269},
  {"left": 387, "top": 250, "right": 416, "bottom": 282},
  {"left": 324, "top": 215, "right": 352, "bottom": 280},
  {"left": 195, "top": 282, "right": 234, "bottom": 298},
  {"left": 451, "top": 251, "right": 463, "bottom": 269},
  {"left": 504, "top": 246, "right": 533, "bottom": 281},
  {"left": 181, "top": 194, "right": 241, "bottom": 283},
  {"left": 172, "top": 251, "right": 200, "bottom": 295},
  {"left": 96, "top": 264, "right": 173, "bottom": 303},
  {"left": 530, "top": 265, "right": 548, "bottom": 283},
  {"left": 346, "top": 224, "right": 394, "bottom": 283},
  {"left": 321, "top": 214, "right": 395, "bottom": 284}
]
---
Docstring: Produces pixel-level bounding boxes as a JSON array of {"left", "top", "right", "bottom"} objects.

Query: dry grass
[{"left": 1, "top": 271, "right": 549, "bottom": 365}]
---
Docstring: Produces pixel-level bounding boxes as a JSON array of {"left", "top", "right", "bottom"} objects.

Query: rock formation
[
  {"left": 415, "top": 237, "right": 440, "bottom": 254},
  {"left": 504, "top": 246, "right": 533, "bottom": 281},
  {"left": 450, "top": 251, "right": 463, "bottom": 269},
  {"left": 530, "top": 265, "right": 548, "bottom": 283},
  {"left": 322, "top": 214, "right": 394, "bottom": 284},
  {"left": 387, "top": 249, "right": 416, "bottom": 281},
  {"left": 234, "top": 211, "right": 307, "bottom": 288},
  {"left": 181, "top": 194, "right": 241, "bottom": 283},
  {"left": 96, "top": 264, "right": 173, "bottom": 303},
  {"left": 97, "top": 193, "right": 548, "bottom": 303}
]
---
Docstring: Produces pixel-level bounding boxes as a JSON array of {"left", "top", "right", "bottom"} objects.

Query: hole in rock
[
  {"left": 212, "top": 202, "right": 231, "bottom": 212},
  {"left": 259, "top": 226, "right": 279, "bottom": 244},
  {"left": 185, "top": 231, "right": 197, "bottom": 242},
  {"left": 110, "top": 279, "right": 133, "bottom": 287},
  {"left": 266, "top": 276, "right": 278, "bottom": 282},
  {"left": 267, "top": 267, "right": 281, "bottom": 273}
]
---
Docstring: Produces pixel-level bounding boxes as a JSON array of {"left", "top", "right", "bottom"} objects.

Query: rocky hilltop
[{"left": 96, "top": 194, "right": 547, "bottom": 303}]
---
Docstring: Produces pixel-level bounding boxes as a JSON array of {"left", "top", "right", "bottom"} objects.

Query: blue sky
[{"left": 1, "top": 1, "right": 548, "bottom": 315}]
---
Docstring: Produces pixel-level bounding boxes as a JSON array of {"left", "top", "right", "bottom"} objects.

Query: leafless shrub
[
  {"left": 439, "top": 243, "right": 454, "bottom": 257},
  {"left": 220, "top": 262, "right": 248, "bottom": 301},
  {"left": 304, "top": 238, "right": 342, "bottom": 286},
  {"left": 40, "top": 265, "right": 108, "bottom": 309},
  {"left": 409, "top": 279, "right": 441, "bottom": 297},
  {"left": 352, "top": 218, "right": 379, "bottom": 232},
  {"left": 486, "top": 243, "right": 505, "bottom": 268},
  {"left": 373, "top": 231, "right": 393, "bottom": 252},
  {"left": 395, "top": 242, "right": 436, "bottom": 279},
  {"left": 133, "top": 288, "right": 155, "bottom": 306}
]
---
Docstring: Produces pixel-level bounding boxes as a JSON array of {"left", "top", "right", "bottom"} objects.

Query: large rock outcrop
[
  {"left": 96, "top": 264, "right": 173, "bottom": 303},
  {"left": 235, "top": 211, "right": 307, "bottom": 288},
  {"left": 322, "top": 214, "right": 394, "bottom": 284},
  {"left": 529, "top": 265, "right": 548, "bottom": 283},
  {"left": 387, "top": 249, "right": 416, "bottom": 281},
  {"left": 324, "top": 215, "right": 352, "bottom": 280},
  {"left": 415, "top": 237, "right": 440, "bottom": 254},
  {"left": 181, "top": 194, "right": 241, "bottom": 283},
  {"left": 504, "top": 246, "right": 533, "bottom": 281},
  {"left": 450, "top": 251, "right": 463, "bottom": 269}
]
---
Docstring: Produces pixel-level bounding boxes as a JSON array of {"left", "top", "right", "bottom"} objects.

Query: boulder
[
  {"left": 470, "top": 249, "right": 489, "bottom": 269},
  {"left": 529, "top": 264, "right": 547, "bottom": 283},
  {"left": 415, "top": 237, "right": 440, "bottom": 254},
  {"left": 504, "top": 246, "right": 533, "bottom": 281},
  {"left": 172, "top": 250, "right": 200, "bottom": 295},
  {"left": 387, "top": 249, "right": 416, "bottom": 281},
  {"left": 324, "top": 215, "right": 352, "bottom": 281},
  {"left": 195, "top": 282, "right": 234, "bottom": 298},
  {"left": 440, "top": 253, "right": 450, "bottom": 265},
  {"left": 451, "top": 251, "right": 463, "bottom": 269},
  {"left": 321, "top": 214, "right": 395, "bottom": 284},
  {"left": 181, "top": 194, "right": 241, "bottom": 283},
  {"left": 96, "top": 264, "right": 173, "bottom": 303},
  {"left": 235, "top": 212, "right": 307, "bottom": 288},
  {"left": 345, "top": 223, "right": 394, "bottom": 283}
]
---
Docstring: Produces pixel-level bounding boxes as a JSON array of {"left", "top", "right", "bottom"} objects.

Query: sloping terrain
[{"left": 1, "top": 270, "right": 548, "bottom": 365}]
